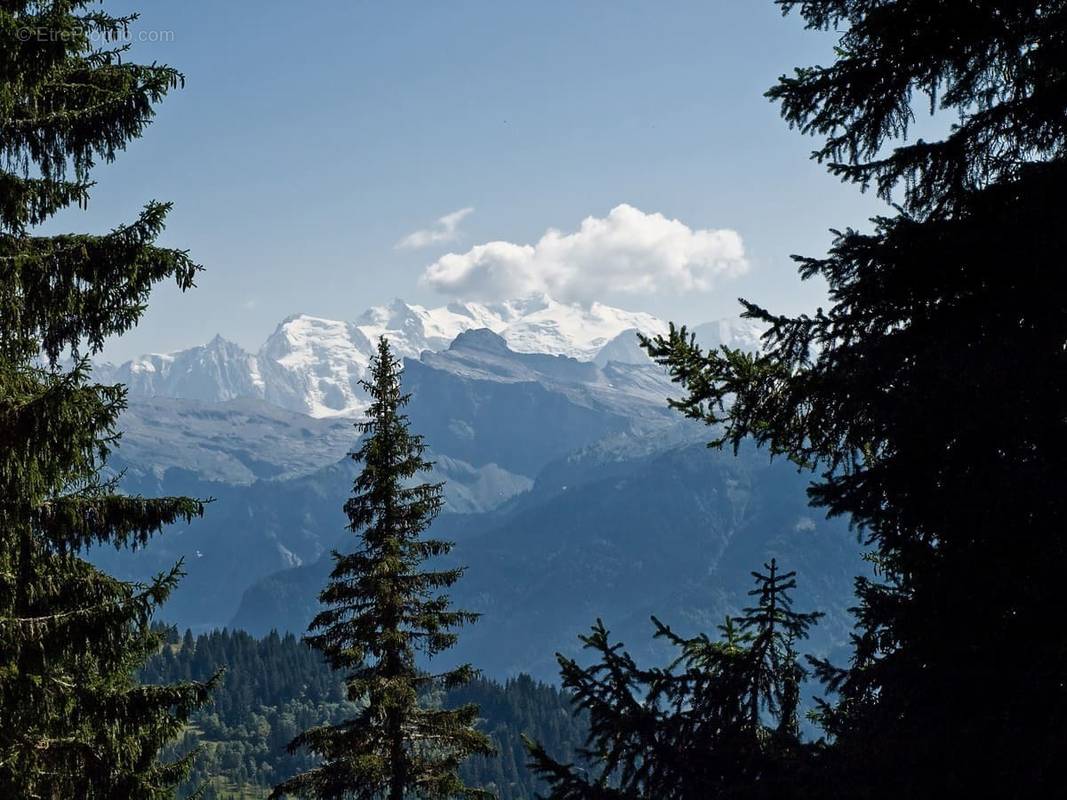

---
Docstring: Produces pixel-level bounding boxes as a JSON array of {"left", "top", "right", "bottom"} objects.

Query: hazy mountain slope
[
  {"left": 402, "top": 330, "right": 679, "bottom": 475},
  {"left": 231, "top": 442, "right": 863, "bottom": 682},
  {"left": 111, "top": 396, "right": 357, "bottom": 488},
  {"left": 93, "top": 447, "right": 534, "bottom": 632},
  {"left": 92, "top": 458, "right": 357, "bottom": 630}
]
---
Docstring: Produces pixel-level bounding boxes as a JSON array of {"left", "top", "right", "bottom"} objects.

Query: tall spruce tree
[
  {"left": 643, "top": 2, "right": 1067, "bottom": 796},
  {"left": 528, "top": 561, "right": 821, "bottom": 800},
  {"left": 271, "top": 337, "right": 492, "bottom": 800},
  {"left": 0, "top": 3, "right": 213, "bottom": 796}
]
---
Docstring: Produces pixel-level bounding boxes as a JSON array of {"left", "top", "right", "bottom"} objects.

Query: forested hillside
[{"left": 142, "top": 629, "right": 587, "bottom": 799}]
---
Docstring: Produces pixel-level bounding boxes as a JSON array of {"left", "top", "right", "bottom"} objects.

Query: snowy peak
[
  {"left": 356, "top": 298, "right": 510, "bottom": 357},
  {"left": 261, "top": 315, "right": 372, "bottom": 368},
  {"left": 258, "top": 315, "right": 373, "bottom": 418},
  {"left": 594, "top": 328, "right": 650, "bottom": 366},
  {"left": 349, "top": 294, "right": 660, "bottom": 362},
  {"left": 691, "top": 318, "right": 766, "bottom": 352},
  {"left": 502, "top": 298, "right": 667, "bottom": 361},
  {"left": 108, "top": 335, "right": 261, "bottom": 404},
  {"left": 449, "top": 328, "right": 511, "bottom": 355}
]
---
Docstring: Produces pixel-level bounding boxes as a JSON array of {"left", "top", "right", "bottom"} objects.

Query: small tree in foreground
[
  {"left": 527, "top": 561, "right": 821, "bottom": 800},
  {"left": 272, "top": 337, "right": 493, "bottom": 800}
]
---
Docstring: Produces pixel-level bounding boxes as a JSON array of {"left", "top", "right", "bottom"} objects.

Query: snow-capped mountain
[
  {"left": 257, "top": 316, "right": 374, "bottom": 418},
  {"left": 96, "top": 296, "right": 759, "bottom": 418},
  {"left": 355, "top": 298, "right": 521, "bottom": 357},
  {"left": 353, "top": 294, "right": 668, "bottom": 361},
  {"left": 691, "top": 317, "right": 767, "bottom": 352},
  {"left": 109, "top": 334, "right": 264, "bottom": 403},
  {"left": 506, "top": 299, "right": 668, "bottom": 359}
]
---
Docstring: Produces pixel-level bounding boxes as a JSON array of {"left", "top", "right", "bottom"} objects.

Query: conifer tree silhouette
[
  {"left": 643, "top": 2, "right": 1067, "bottom": 794},
  {"left": 273, "top": 338, "right": 492, "bottom": 800},
  {"left": 528, "top": 560, "right": 821, "bottom": 800},
  {"left": 0, "top": 3, "right": 213, "bottom": 795}
]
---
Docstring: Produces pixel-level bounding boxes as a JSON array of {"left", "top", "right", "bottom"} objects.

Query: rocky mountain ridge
[{"left": 96, "top": 295, "right": 765, "bottom": 417}]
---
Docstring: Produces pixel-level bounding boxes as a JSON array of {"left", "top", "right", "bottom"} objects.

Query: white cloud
[
  {"left": 396, "top": 207, "right": 474, "bottom": 250},
  {"left": 420, "top": 204, "right": 748, "bottom": 303}
]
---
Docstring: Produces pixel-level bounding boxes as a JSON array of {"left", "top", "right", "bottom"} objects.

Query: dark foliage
[
  {"left": 0, "top": 2, "right": 212, "bottom": 797},
  {"left": 142, "top": 628, "right": 587, "bottom": 800},
  {"left": 644, "top": 2, "right": 1067, "bottom": 796},
  {"left": 529, "top": 562, "right": 821, "bottom": 800}
]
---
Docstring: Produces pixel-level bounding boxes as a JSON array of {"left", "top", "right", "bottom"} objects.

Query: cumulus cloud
[
  {"left": 396, "top": 207, "right": 474, "bottom": 250},
  {"left": 420, "top": 204, "right": 748, "bottom": 302}
]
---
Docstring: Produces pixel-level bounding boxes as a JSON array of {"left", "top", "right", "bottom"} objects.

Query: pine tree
[
  {"left": 527, "top": 560, "right": 821, "bottom": 800},
  {"left": 642, "top": 2, "right": 1067, "bottom": 795},
  {"left": 272, "top": 337, "right": 492, "bottom": 800},
  {"left": 0, "top": 3, "right": 214, "bottom": 796}
]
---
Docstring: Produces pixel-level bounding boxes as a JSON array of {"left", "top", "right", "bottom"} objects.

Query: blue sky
[{"left": 56, "top": 0, "right": 891, "bottom": 360}]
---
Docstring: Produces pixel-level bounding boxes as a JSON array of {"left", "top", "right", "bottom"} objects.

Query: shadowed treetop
[{"left": 772, "top": 0, "right": 1067, "bottom": 215}]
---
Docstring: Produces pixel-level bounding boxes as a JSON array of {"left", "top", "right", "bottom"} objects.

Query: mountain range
[
  {"left": 95, "top": 295, "right": 765, "bottom": 418},
  {"left": 89, "top": 295, "right": 862, "bottom": 682}
]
